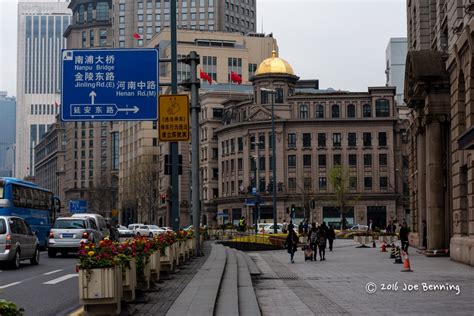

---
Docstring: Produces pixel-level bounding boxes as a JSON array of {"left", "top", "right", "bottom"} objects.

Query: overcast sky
[{"left": 0, "top": 0, "right": 406, "bottom": 97}]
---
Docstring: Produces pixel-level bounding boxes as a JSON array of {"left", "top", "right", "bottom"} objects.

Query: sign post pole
[
  {"left": 187, "top": 51, "right": 201, "bottom": 256},
  {"left": 170, "top": 0, "right": 179, "bottom": 231}
]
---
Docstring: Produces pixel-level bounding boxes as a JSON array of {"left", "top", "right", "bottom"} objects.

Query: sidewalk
[
  {"left": 250, "top": 239, "right": 474, "bottom": 315},
  {"left": 123, "top": 242, "right": 210, "bottom": 315}
]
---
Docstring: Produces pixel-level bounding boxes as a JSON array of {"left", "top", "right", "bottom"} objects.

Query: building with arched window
[{"left": 198, "top": 50, "right": 408, "bottom": 229}]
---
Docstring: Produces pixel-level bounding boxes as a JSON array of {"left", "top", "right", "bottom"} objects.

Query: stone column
[
  {"left": 425, "top": 119, "right": 446, "bottom": 250},
  {"left": 416, "top": 130, "right": 426, "bottom": 247}
]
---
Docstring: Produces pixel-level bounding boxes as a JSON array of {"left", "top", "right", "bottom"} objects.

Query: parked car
[
  {"left": 48, "top": 217, "right": 102, "bottom": 257},
  {"left": 349, "top": 224, "right": 369, "bottom": 232},
  {"left": 0, "top": 216, "right": 40, "bottom": 269},
  {"left": 117, "top": 225, "right": 134, "bottom": 238},
  {"left": 71, "top": 213, "right": 109, "bottom": 239},
  {"left": 262, "top": 223, "right": 283, "bottom": 234},
  {"left": 160, "top": 227, "right": 174, "bottom": 232},
  {"left": 128, "top": 223, "right": 144, "bottom": 232},
  {"left": 135, "top": 225, "right": 166, "bottom": 237}
]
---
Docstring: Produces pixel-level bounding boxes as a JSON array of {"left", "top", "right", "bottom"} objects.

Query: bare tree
[
  {"left": 327, "top": 165, "right": 359, "bottom": 230},
  {"left": 127, "top": 154, "right": 160, "bottom": 224},
  {"left": 289, "top": 176, "right": 317, "bottom": 220}
]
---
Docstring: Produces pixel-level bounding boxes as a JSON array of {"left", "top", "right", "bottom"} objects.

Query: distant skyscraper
[
  {"left": 16, "top": 1, "right": 71, "bottom": 179},
  {"left": 0, "top": 92, "right": 16, "bottom": 177},
  {"left": 385, "top": 37, "right": 407, "bottom": 106}
]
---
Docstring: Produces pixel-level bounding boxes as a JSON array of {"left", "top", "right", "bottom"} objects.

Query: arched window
[
  {"left": 375, "top": 99, "right": 390, "bottom": 117},
  {"left": 96, "top": 1, "right": 109, "bottom": 21},
  {"left": 363, "top": 104, "right": 371, "bottom": 117},
  {"left": 87, "top": 3, "right": 93, "bottom": 22},
  {"left": 347, "top": 104, "right": 356, "bottom": 118},
  {"left": 316, "top": 104, "right": 324, "bottom": 118},
  {"left": 299, "top": 104, "right": 309, "bottom": 118},
  {"left": 78, "top": 4, "right": 85, "bottom": 23},
  {"left": 331, "top": 104, "right": 340, "bottom": 118}
]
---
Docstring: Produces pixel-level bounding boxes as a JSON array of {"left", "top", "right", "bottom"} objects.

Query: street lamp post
[
  {"left": 251, "top": 142, "right": 261, "bottom": 234},
  {"left": 261, "top": 88, "right": 277, "bottom": 234}
]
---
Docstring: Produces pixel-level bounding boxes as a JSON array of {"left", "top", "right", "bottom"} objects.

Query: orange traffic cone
[
  {"left": 381, "top": 243, "right": 387, "bottom": 252},
  {"left": 401, "top": 251, "right": 413, "bottom": 272}
]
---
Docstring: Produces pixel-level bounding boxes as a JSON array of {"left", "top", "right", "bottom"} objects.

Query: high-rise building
[
  {"left": 15, "top": 1, "right": 71, "bottom": 179},
  {"left": 0, "top": 92, "right": 16, "bottom": 177},
  {"left": 385, "top": 37, "right": 407, "bottom": 106},
  {"left": 405, "top": 1, "right": 474, "bottom": 266},
  {"left": 113, "top": 0, "right": 257, "bottom": 49}
]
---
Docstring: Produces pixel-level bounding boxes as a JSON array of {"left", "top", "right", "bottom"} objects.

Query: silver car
[
  {"left": 0, "top": 216, "right": 40, "bottom": 269},
  {"left": 48, "top": 217, "right": 101, "bottom": 258}
]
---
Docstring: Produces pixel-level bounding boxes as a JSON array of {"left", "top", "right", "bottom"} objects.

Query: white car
[
  {"left": 128, "top": 223, "right": 143, "bottom": 231},
  {"left": 262, "top": 223, "right": 283, "bottom": 234},
  {"left": 349, "top": 224, "right": 369, "bottom": 231},
  {"left": 135, "top": 225, "right": 166, "bottom": 237},
  {"left": 160, "top": 227, "right": 173, "bottom": 232},
  {"left": 117, "top": 225, "right": 134, "bottom": 238}
]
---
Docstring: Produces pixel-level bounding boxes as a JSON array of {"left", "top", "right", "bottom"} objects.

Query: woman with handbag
[{"left": 284, "top": 229, "right": 299, "bottom": 263}]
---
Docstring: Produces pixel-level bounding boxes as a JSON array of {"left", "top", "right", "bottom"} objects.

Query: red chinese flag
[
  {"left": 200, "top": 69, "right": 212, "bottom": 85},
  {"left": 133, "top": 32, "right": 142, "bottom": 40},
  {"left": 230, "top": 71, "right": 242, "bottom": 84}
]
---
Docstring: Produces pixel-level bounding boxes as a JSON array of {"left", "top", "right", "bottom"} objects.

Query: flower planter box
[
  {"left": 354, "top": 236, "right": 373, "bottom": 245},
  {"left": 150, "top": 251, "right": 160, "bottom": 282},
  {"left": 172, "top": 242, "right": 180, "bottom": 266},
  {"left": 160, "top": 246, "right": 174, "bottom": 272},
  {"left": 122, "top": 258, "right": 137, "bottom": 302},
  {"left": 136, "top": 258, "right": 151, "bottom": 291},
  {"left": 79, "top": 266, "right": 122, "bottom": 314}
]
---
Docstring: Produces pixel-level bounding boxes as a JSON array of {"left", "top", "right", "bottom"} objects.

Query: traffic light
[
  {"left": 291, "top": 204, "right": 296, "bottom": 218},
  {"left": 160, "top": 194, "right": 166, "bottom": 204}
]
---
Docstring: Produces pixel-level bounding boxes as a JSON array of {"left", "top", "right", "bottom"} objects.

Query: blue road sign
[
  {"left": 69, "top": 200, "right": 88, "bottom": 214},
  {"left": 61, "top": 49, "right": 159, "bottom": 121}
]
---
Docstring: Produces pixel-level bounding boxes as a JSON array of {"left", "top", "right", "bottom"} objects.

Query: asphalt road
[{"left": 0, "top": 252, "right": 80, "bottom": 316}]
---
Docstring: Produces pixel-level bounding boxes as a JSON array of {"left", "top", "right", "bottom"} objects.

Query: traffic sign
[
  {"left": 69, "top": 200, "right": 88, "bottom": 214},
  {"left": 61, "top": 49, "right": 159, "bottom": 121},
  {"left": 158, "top": 94, "right": 190, "bottom": 141}
]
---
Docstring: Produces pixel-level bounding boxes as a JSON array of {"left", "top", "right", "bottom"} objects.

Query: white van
[{"left": 71, "top": 213, "right": 109, "bottom": 239}]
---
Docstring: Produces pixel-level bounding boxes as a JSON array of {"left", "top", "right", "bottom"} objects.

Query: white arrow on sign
[
  {"left": 117, "top": 106, "right": 139, "bottom": 114},
  {"left": 89, "top": 91, "right": 97, "bottom": 105}
]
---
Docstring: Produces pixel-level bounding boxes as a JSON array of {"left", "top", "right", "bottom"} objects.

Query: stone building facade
[
  {"left": 405, "top": 0, "right": 474, "bottom": 266},
  {"left": 199, "top": 52, "right": 407, "bottom": 229}
]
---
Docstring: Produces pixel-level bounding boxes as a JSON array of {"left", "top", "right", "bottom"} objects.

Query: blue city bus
[{"left": 0, "top": 177, "right": 61, "bottom": 248}]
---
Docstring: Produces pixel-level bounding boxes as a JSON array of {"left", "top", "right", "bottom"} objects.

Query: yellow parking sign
[{"left": 158, "top": 94, "right": 190, "bottom": 141}]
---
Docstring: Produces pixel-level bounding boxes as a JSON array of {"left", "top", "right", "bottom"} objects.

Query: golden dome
[{"left": 254, "top": 50, "right": 295, "bottom": 76}]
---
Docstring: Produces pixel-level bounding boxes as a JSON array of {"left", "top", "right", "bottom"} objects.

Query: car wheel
[
  {"left": 10, "top": 250, "right": 20, "bottom": 269},
  {"left": 48, "top": 249, "right": 56, "bottom": 258},
  {"left": 149, "top": 233, "right": 153, "bottom": 238},
  {"left": 31, "top": 247, "right": 40, "bottom": 265}
]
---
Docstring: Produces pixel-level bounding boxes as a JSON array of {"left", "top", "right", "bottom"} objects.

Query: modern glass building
[
  {"left": 0, "top": 92, "right": 16, "bottom": 177},
  {"left": 16, "top": 1, "right": 71, "bottom": 179}
]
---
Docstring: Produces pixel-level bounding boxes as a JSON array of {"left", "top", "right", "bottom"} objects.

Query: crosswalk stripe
[
  {"left": 43, "top": 269, "right": 63, "bottom": 275},
  {"left": 43, "top": 274, "right": 78, "bottom": 285},
  {"left": 0, "top": 281, "right": 22, "bottom": 289}
]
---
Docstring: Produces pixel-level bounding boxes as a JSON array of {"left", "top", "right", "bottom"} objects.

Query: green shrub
[{"left": 0, "top": 299, "right": 24, "bottom": 316}]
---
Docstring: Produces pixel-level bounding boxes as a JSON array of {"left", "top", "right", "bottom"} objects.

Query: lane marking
[
  {"left": 0, "top": 281, "right": 22, "bottom": 289},
  {"left": 43, "top": 274, "right": 78, "bottom": 285},
  {"left": 43, "top": 269, "right": 63, "bottom": 276}
]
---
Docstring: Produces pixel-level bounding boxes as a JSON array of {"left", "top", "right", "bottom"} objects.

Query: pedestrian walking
[
  {"left": 303, "top": 219, "right": 309, "bottom": 235},
  {"left": 317, "top": 225, "right": 327, "bottom": 260},
  {"left": 284, "top": 229, "right": 299, "bottom": 263},
  {"left": 327, "top": 224, "right": 336, "bottom": 251},
  {"left": 298, "top": 221, "right": 304, "bottom": 234},
  {"left": 308, "top": 223, "right": 319, "bottom": 261},
  {"left": 400, "top": 221, "right": 409, "bottom": 253},
  {"left": 282, "top": 220, "right": 288, "bottom": 234}
]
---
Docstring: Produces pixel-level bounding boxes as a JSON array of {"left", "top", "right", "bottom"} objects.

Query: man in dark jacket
[
  {"left": 399, "top": 221, "right": 409, "bottom": 253},
  {"left": 308, "top": 223, "right": 319, "bottom": 261},
  {"left": 327, "top": 224, "right": 336, "bottom": 251},
  {"left": 284, "top": 229, "right": 298, "bottom": 263}
]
